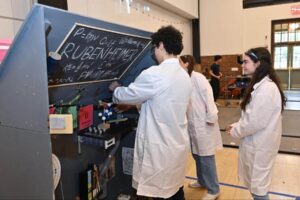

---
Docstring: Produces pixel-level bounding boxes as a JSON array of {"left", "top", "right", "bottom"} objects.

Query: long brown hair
[
  {"left": 240, "top": 47, "right": 286, "bottom": 112},
  {"left": 179, "top": 55, "right": 195, "bottom": 76}
]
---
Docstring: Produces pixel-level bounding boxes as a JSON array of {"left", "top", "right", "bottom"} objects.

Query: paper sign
[
  {"left": 79, "top": 105, "right": 93, "bottom": 130},
  {"left": 122, "top": 147, "right": 134, "bottom": 175},
  {"left": 291, "top": 5, "right": 300, "bottom": 15},
  {"left": 50, "top": 116, "right": 65, "bottom": 129},
  {"left": 50, "top": 114, "right": 73, "bottom": 134}
]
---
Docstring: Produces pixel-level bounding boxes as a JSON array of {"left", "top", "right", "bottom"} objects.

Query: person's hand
[
  {"left": 226, "top": 124, "right": 233, "bottom": 135},
  {"left": 207, "top": 122, "right": 214, "bottom": 126},
  {"left": 114, "top": 104, "right": 134, "bottom": 113},
  {"left": 109, "top": 81, "right": 121, "bottom": 91}
]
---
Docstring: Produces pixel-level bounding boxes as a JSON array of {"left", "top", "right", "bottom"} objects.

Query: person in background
[
  {"left": 179, "top": 55, "right": 223, "bottom": 200},
  {"left": 210, "top": 55, "right": 223, "bottom": 103},
  {"left": 226, "top": 47, "right": 286, "bottom": 200},
  {"left": 109, "top": 25, "right": 192, "bottom": 200}
]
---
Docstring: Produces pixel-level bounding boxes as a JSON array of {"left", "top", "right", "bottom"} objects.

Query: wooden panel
[{"left": 185, "top": 148, "right": 300, "bottom": 199}]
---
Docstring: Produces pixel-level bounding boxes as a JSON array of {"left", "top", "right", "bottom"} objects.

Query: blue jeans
[
  {"left": 252, "top": 193, "right": 269, "bottom": 200},
  {"left": 192, "top": 154, "right": 220, "bottom": 194}
]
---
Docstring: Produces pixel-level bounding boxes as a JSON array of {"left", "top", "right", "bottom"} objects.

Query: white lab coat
[
  {"left": 230, "top": 76, "right": 282, "bottom": 196},
  {"left": 113, "top": 58, "right": 192, "bottom": 198},
  {"left": 187, "top": 71, "right": 223, "bottom": 156}
]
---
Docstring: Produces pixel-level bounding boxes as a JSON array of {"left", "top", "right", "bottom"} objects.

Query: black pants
[
  {"left": 210, "top": 79, "right": 220, "bottom": 101},
  {"left": 131, "top": 187, "right": 185, "bottom": 200},
  {"left": 152, "top": 187, "right": 185, "bottom": 200}
]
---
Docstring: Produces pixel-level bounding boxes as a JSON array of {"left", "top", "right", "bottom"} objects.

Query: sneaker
[
  {"left": 201, "top": 192, "right": 220, "bottom": 200},
  {"left": 188, "top": 181, "right": 203, "bottom": 188}
]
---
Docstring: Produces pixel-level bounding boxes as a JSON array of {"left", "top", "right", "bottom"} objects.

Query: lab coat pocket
[
  {"left": 163, "top": 144, "right": 189, "bottom": 188},
  {"left": 190, "top": 120, "right": 206, "bottom": 135},
  {"left": 139, "top": 143, "right": 167, "bottom": 188},
  {"left": 143, "top": 142, "right": 167, "bottom": 169}
]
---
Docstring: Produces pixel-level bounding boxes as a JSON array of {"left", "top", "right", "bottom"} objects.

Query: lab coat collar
[
  {"left": 160, "top": 57, "right": 179, "bottom": 65},
  {"left": 253, "top": 75, "right": 271, "bottom": 90}
]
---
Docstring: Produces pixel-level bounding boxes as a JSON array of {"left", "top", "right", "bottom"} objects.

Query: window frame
[{"left": 271, "top": 18, "right": 300, "bottom": 70}]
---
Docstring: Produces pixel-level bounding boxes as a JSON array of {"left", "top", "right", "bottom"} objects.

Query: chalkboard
[{"left": 48, "top": 23, "right": 151, "bottom": 87}]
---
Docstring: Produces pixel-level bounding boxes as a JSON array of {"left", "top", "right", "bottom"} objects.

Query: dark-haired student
[
  {"left": 109, "top": 26, "right": 192, "bottom": 200},
  {"left": 226, "top": 47, "right": 286, "bottom": 200}
]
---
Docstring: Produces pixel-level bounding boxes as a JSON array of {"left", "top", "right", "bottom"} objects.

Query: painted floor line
[{"left": 185, "top": 176, "right": 299, "bottom": 199}]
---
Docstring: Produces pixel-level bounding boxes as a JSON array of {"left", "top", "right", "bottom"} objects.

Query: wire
[{"left": 59, "top": 180, "right": 65, "bottom": 200}]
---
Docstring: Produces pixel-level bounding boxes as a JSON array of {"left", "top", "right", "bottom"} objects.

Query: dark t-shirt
[{"left": 210, "top": 63, "right": 220, "bottom": 81}]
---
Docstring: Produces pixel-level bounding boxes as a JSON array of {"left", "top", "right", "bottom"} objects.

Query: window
[
  {"left": 274, "top": 46, "right": 287, "bottom": 69},
  {"left": 272, "top": 19, "right": 300, "bottom": 70},
  {"left": 293, "top": 46, "right": 300, "bottom": 69}
]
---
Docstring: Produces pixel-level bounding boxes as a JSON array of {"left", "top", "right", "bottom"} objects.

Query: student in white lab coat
[
  {"left": 226, "top": 47, "right": 286, "bottom": 200},
  {"left": 109, "top": 26, "right": 192, "bottom": 200},
  {"left": 179, "top": 55, "right": 223, "bottom": 200}
]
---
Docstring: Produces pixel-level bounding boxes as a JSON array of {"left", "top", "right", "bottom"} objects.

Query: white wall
[
  {"left": 0, "top": 0, "right": 196, "bottom": 55},
  {"left": 148, "top": 0, "right": 198, "bottom": 19},
  {"left": 200, "top": 0, "right": 243, "bottom": 56},
  {"left": 67, "top": 0, "right": 194, "bottom": 55},
  {"left": 163, "top": 0, "right": 198, "bottom": 18},
  {"left": 200, "top": 0, "right": 300, "bottom": 56},
  {"left": 243, "top": 3, "right": 300, "bottom": 52},
  {"left": 0, "top": 0, "right": 33, "bottom": 39}
]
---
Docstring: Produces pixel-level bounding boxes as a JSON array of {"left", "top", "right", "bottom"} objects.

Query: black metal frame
[{"left": 243, "top": 0, "right": 300, "bottom": 9}]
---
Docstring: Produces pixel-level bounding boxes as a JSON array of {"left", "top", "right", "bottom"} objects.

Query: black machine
[{"left": 0, "top": 4, "right": 155, "bottom": 199}]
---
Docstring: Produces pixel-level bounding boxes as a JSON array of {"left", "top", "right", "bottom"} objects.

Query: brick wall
[{"left": 201, "top": 54, "right": 243, "bottom": 98}]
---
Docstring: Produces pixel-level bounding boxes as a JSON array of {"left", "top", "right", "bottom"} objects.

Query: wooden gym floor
[{"left": 184, "top": 148, "right": 300, "bottom": 200}]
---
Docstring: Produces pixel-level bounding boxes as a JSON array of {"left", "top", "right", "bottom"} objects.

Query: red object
[
  {"left": 49, "top": 107, "right": 55, "bottom": 114},
  {"left": 0, "top": 38, "right": 12, "bottom": 63},
  {"left": 221, "top": 78, "right": 241, "bottom": 99},
  {"left": 79, "top": 105, "right": 94, "bottom": 130},
  {"left": 291, "top": 5, "right": 300, "bottom": 15}
]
